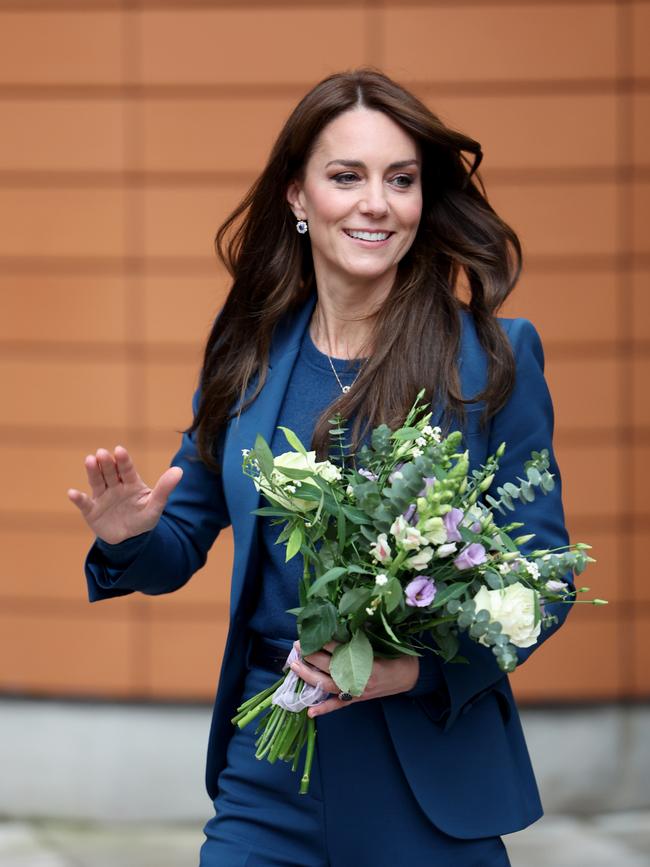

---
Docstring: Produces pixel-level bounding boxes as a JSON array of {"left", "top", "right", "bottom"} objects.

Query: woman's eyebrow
[{"left": 324, "top": 159, "right": 420, "bottom": 170}]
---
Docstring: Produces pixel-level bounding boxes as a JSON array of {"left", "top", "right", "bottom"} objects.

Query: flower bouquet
[{"left": 231, "top": 390, "right": 603, "bottom": 793}]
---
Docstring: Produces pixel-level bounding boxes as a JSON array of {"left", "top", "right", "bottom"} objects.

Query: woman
[{"left": 68, "top": 68, "right": 571, "bottom": 866}]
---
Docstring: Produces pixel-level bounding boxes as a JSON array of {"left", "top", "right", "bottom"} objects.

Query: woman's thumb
[{"left": 148, "top": 466, "right": 184, "bottom": 514}]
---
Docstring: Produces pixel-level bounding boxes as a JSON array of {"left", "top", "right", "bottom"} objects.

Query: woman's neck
[{"left": 309, "top": 270, "right": 393, "bottom": 360}]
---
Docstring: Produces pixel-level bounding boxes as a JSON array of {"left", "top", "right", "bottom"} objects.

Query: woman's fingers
[
  {"left": 95, "top": 448, "right": 120, "bottom": 487},
  {"left": 113, "top": 445, "right": 140, "bottom": 486},
  {"left": 289, "top": 656, "right": 338, "bottom": 696},
  {"left": 66, "top": 487, "right": 94, "bottom": 517},
  {"left": 84, "top": 453, "right": 109, "bottom": 498}
]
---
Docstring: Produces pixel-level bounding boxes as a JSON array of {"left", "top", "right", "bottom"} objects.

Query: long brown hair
[{"left": 188, "top": 67, "right": 520, "bottom": 473}]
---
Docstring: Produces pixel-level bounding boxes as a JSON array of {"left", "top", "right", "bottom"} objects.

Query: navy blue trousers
[{"left": 200, "top": 642, "right": 511, "bottom": 867}]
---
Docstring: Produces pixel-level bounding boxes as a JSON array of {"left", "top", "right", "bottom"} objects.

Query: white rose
[
  {"left": 473, "top": 582, "right": 541, "bottom": 649},
  {"left": 254, "top": 450, "right": 321, "bottom": 512}
]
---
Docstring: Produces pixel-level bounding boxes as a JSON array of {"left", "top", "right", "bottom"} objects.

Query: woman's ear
[{"left": 286, "top": 180, "right": 306, "bottom": 221}]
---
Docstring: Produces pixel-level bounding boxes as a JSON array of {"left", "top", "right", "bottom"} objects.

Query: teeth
[{"left": 346, "top": 230, "right": 390, "bottom": 242}]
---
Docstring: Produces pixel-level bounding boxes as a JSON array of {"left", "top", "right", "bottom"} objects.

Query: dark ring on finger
[{"left": 338, "top": 691, "right": 353, "bottom": 702}]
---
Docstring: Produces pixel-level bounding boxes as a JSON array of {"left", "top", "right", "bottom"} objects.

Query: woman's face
[{"left": 287, "top": 107, "right": 423, "bottom": 290}]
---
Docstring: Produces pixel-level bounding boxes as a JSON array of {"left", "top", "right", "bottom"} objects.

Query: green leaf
[
  {"left": 380, "top": 607, "right": 400, "bottom": 644},
  {"left": 254, "top": 434, "right": 275, "bottom": 478},
  {"left": 277, "top": 425, "right": 308, "bottom": 456},
  {"left": 297, "top": 601, "right": 338, "bottom": 656},
  {"left": 384, "top": 578, "right": 403, "bottom": 614},
  {"left": 330, "top": 629, "right": 373, "bottom": 696},
  {"left": 273, "top": 466, "right": 316, "bottom": 480},
  {"left": 307, "top": 566, "right": 348, "bottom": 598},
  {"left": 391, "top": 427, "right": 422, "bottom": 441},
  {"left": 429, "top": 582, "right": 470, "bottom": 611},
  {"left": 339, "top": 586, "right": 372, "bottom": 616},
  {"left": 285, "top": 525, "right": 303, "bottom": 562}
]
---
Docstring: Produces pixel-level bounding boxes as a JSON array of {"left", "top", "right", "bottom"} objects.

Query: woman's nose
[{"left": 358, "top": 181, "right": 389, "bottom": 217}]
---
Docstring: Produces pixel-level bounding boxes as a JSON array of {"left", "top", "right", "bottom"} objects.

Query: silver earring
[{"left": 296, "top": 219, "right": 308, "bottom": 235}]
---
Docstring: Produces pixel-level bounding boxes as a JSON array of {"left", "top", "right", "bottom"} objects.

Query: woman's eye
[
  {"left": 332, "top": 172, "right": 359, "bottom": 184},
  {"left": 392, "top": 175, "right": 415, "bottom": 187}
]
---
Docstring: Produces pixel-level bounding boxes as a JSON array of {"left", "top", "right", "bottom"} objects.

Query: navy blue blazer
[{"left": 85, "top": 290, "right": 571, "bottom": 839}]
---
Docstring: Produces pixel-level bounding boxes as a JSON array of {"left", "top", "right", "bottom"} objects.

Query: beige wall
[{"left": 0, "top": 2, "right": 647, "bottom": 704}]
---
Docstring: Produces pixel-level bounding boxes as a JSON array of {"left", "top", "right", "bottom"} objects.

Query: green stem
[
  {"left": 299, "top": 715, "right": 317, "bottom": 795},
  {"left": 235, "top": 692, "right": 276, "bottom": 729},
  {"left": 231, "top": 676, "right": 285, "bottom": 723}
]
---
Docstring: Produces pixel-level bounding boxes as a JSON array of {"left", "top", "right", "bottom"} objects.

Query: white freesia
[
  {"left": 435, "top": 542, "right": 457, "bottom": 558},
  {"left": 405, "top": 547, "right": 434, "bottom": 570},
  {"left": 390, "top": 515, "right": 426, "bottom": 550},
  {"left": 420, "top": 516, "right": 447, "bottom": 546},
  {"left": 473, "top": 582, "right": 541, "bottom": 649},
  {"left": 370, "top": 533, "right": 392, "bottom": 564}
]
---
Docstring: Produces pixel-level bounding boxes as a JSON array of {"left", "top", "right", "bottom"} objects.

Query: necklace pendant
[{"left": 342, "top": 385, "right": 351, "bottom": 393}]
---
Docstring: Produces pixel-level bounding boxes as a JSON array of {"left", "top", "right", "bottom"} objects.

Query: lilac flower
[
  {"left": 417, "top": 476, "right": 436, "bottom": 497},
  {"left": 358, "top": 468, "right": 378, "bottom": 481},
  {"left": 453, "top": 542, "right": 488, "bottom": 571},
  {"left": 443, "top": 507, "right": 464, "bottom": 542},
  {"left": 405, "top": 576, "right": 437, "bottom": 607},
  {"left": 403, "top": 503, "right": 418, "bottom": 524}
]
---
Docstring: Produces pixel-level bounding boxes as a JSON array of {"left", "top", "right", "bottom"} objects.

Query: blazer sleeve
[
  {"left": 84, "top": 386, "right": 231, "bottom": 602},
  {"left": 416, "top": 317, "right": 573, "bottom": 730}
]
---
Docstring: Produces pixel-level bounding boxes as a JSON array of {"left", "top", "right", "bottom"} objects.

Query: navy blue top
[{"left": 95, "top": 324, "right": 442, "bottom": 697}]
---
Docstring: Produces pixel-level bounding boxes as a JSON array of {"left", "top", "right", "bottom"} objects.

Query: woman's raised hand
[{"left": 67, "top": 445, "right": 183, "bottom": 545}]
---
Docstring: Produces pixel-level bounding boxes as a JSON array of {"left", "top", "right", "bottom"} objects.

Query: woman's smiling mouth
[{"left": 343, "top": 228, "right": 394, "bottom": 243}]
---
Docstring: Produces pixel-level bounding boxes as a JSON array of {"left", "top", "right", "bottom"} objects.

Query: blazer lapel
[{"left": 222, "top": 292, "right": 317, "bottom": 618}]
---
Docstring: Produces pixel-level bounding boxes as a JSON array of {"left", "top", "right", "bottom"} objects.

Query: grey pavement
[{"left": 1, "top": 812, "right": 649, "bottom": 867}]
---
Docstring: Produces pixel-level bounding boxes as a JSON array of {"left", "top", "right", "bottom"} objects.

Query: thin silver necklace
[
  {"left": 326, "top": 354, "right": 361, "bottom": 394},
  {"left": 311, "top": 308, "right": 364, "bottom": 394}
]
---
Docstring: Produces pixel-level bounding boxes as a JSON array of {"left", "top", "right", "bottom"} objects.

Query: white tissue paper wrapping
[{"left": 271, "top": 646, "right": 331, "bottom": 712}]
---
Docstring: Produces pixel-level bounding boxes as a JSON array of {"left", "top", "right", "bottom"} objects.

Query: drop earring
[{"left": 296, "top": 219, "right": 308, "bottom": 235}]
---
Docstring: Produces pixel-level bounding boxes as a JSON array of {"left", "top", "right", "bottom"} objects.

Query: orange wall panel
[
  {"left": 140, "top": 97, "right": 296, "bottom": 174},
  {"left": 0, "top": 275, "right": 128, "bottom": 345},
  {"left": 556, "top": 442, "right": 621, "bottom": 520},
  {"left": 141, "top": 274, "right": 228, "bottom": 345},
  {"left": 0, "top": 188, "right": 127, "bottom": 259},
  {"left": 545, "top": 357, "right": 619, "bottom": 433},
  {"left": 431, "top": 93, "right": 618, "bottom": 171},
  {"left": 632, "top": 2, "right": 650, "bottom": 78},
  {"left": 0, "top": 100, "right": 126, "bottom": 173},
  {"left": 139, "top": 8, "right": 367, "bottom": 86},
  {"left": 0, "top": 12, "right": 123, "bottom": 85},
  {"left": 488, "top": 182, "right": 618, "bottom": 258},
  {"left": 511, "top": 609, "right": 622, "bottom": 702},
  {"left": 632, "top": 93, "right": 650, "bottom": 166},
  {"left": 141, "top": 185, "right": 247, "bottom": 261},
  {"left": 0, "top": 609, "right": 135, "bottom": 697},
  {"left": 383, "top": 4, "right": 617, "bottom": 83},
  {"left": 632, "top": 182, "right": 650, "bottom": 254},
  {"left": 501, "top": 271, "right": 620, "bottom": 345},
  {"left": 147, "top": 615, "right": 229, "bottom": 700},
  {"left": 632, "top": 270, "right": 650, "bottom": 342},
  {"left": 0, "top": 359, "right": 131, "bottom": 430}
]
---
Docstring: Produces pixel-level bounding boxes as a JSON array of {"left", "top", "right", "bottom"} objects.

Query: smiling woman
[{"left": 71, "top": 68, "right": 567, "bottom": 867}]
